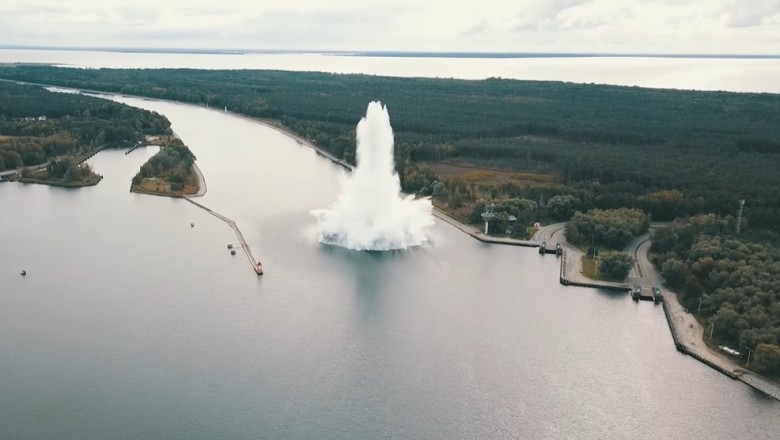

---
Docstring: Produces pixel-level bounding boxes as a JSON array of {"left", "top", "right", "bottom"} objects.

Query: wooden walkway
[{"left": 183, "top": 197, "right": 263, "bottom": 275}]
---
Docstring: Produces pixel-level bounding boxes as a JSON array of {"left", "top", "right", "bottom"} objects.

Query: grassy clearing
[
  {"left": 424, "top": 161, "right": 558, "bottom": 187},
  {"left": 581, "top": 255, "right": 603, "bottom": 281}
]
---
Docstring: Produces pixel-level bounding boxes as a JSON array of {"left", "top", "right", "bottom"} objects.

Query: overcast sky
[{"left": 1, "top": 0, "right": 779, "bottom": 54}]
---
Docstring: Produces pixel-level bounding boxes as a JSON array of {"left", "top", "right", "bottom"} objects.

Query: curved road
[
  {"left": 625, "top": 223, "right": 668, "bottom": 286},
  {"left": 624, "top": 234, "right": 655, "bottom": 283},
  {"left": 532, "top": 222, "right": 566, "bottom": 243}
]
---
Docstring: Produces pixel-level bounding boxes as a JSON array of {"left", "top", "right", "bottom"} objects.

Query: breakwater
[{"left": 183, "top": 197, "right": 263, "bottom": 275}]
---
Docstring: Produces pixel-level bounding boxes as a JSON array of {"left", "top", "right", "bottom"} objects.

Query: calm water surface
[
  {"left": 1, "top": 96, "right": 777, "bottom": 439},
  {"left": 1, "top": 49, "right": 780, "bottom": 93}
]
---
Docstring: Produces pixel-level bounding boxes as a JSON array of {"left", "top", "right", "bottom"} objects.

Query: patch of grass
[
  {"left": 581, "top": 255, "right": 603, "bottom": 281},
  {"left": 582, "top": 254, "right": 632, "bottom": 282},
  {"left": 423, "top": 161, "right": 558, "bottom": 187}
]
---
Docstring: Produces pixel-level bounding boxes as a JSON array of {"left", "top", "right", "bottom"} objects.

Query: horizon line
[{"left": 1, "top": 44, "right": 779, "bottom": 59}]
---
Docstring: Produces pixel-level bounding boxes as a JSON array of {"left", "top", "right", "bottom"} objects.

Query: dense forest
[
  {"left": 652, "top": 215, "right": 780, "bottom": 374},
  {"left": 0, "top": 66, "right": 778, "bottom": 230},
  {"left": 0, "top": 81, "right": 171, "bottom": 173},
  {"left": 566, "top": 208, "right": 649, "bottom": 249}
]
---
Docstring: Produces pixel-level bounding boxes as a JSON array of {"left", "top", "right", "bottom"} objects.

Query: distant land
[{"left": 1, "top": 45, "right": 779, "bottom": 59}]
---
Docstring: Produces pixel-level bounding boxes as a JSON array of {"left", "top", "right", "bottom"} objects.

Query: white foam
[{"left": 312, "top": 102, "right": 434, "bottom": 250}]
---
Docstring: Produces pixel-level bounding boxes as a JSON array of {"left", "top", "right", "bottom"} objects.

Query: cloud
[
  {"left": 722, "top": 0, "right": 780, "bottom": 28},
  {"left": 460, "top": 22, "right": 489, "bottom": 37},
  {"left": 113, "top": 29, "right": 221, "bottom": 42},
  {"left": 116, "top": 7, "right": 161, "bottom": 26},
  {"left": 0, "top": 0, "right": 779, "bottom": 54},
  {"left": 0, "top": 3, "right": 68, "bottom": 17},
  {"left": 513, "top": 0, "right": 591, "bottom": 31},
  {"left": 233, "top": 9, "right": 408, "bottom": 49}
]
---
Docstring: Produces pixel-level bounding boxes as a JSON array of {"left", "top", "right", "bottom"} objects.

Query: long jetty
[{"left": 183, "top": 197, "right": 263, "bottom": 275}]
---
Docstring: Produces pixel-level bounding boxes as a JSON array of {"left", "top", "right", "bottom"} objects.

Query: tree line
[{"left": 1, "top": 66, "right": 776, "bottom": 229}]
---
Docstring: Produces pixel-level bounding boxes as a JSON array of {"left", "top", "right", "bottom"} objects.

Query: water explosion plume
[{"left": 312, "top": 102, "right": 434, "bottom": 250}]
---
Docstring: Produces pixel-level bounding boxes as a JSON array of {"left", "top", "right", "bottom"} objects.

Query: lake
[
  {"left": 1, "top": 49, "right": 780, "bottom": 93},
  {"left": 1, "top": 92, "right": 778, "bottom": 439}
]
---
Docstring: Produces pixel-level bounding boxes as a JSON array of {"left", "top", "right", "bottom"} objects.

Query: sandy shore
[{"left": 190, "top": 162, "right": 207, "bottom": 197}]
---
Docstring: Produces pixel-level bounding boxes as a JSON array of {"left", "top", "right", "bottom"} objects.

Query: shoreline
[
  {"left": 661, "top": 286, "right": 780, "bottom": 399},
  {"left": 13, "top": 80, "right": 778, "bottom": 399},
  {"left": 189, "top": 162, "right": 207, "bottom": 197},
  {"left": 7, "top": 174, "right": 102, "bottom": 188}
]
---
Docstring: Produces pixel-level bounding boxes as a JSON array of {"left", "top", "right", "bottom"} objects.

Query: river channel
[{"left": 1, "top": 96, "right": 777, "bottom": 439}]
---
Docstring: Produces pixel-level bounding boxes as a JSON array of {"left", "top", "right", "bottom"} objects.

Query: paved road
[
  {"left": 532, "top": 222, "right": 565, "bottom": 243},
  {"left": 625, "top": 233, "right": 653, "bottom": 283},
  {"left": 625, "top": 223, "right": 669, "bottom": 285}
]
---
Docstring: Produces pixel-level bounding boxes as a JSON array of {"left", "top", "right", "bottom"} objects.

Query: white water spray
[{"left": 312, "top": 102, "right": 434, "bottom": 250}]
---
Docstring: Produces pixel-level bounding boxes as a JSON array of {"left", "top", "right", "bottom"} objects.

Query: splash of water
[{"left": 312, "top": 102, "right": 434, "bottom": 250}]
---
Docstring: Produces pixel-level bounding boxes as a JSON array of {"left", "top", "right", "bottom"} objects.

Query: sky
[{"left": 1, "top": 0, "right": 779, "bottom": 54}]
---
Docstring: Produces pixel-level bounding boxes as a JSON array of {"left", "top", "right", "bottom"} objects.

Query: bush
[
  {"left": 752, "top": 343, "right": 780, "bottom": 375},
  {"left": 598, "top": 252, "right": 634, "bottom": 280},
  {"left": 546, "top": 194, "right": 580, "bottom": 221}
]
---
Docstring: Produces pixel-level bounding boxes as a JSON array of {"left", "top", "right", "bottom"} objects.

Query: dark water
[{"left": 1, "top": 98, "right": 778, "bottom": 439}]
